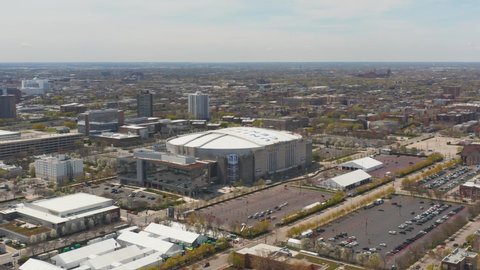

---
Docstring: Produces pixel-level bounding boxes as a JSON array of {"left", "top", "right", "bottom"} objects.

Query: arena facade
[{"left": 166, "top": 127, "right": 312, "bottom": 184}]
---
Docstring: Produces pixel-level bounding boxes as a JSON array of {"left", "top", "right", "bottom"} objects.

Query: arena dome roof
[{"left": 167, "top": 127, "right": 302, "bottom": 150}]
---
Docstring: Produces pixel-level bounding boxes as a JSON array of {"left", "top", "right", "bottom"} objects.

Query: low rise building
[
  {"left": 460, "top": 144, "right": 480, "bottom": 165},
  {"left": 0, "top": 131, "right": 83, "bottom": 159},
  {"left": 51, "top": 239, "right": 120, "bottom": 269},
  {"left": 78, "top": 109, "right": 125, "bottom": 136},
  {"left": 459, "top": 181, "right": 480, "bottom": 200},
  {"left": 0, "top": 161, "right": 22, "bottom": 178},
  {"left": 60, "top": 103, "right": 87, "bottom": 114},
  {"left": 117, "top": 148, "right": 213, "bottom": 196},
  {"left": 143, "top": 223, "right": 207, "bottom": 247},
  {"left": 90, "top": 132, "right": 141, "bottom": 147},
  {"left": 441, "top": 248, "right": 477, "bottom": 270},
  {"left": 35, "top": 155, "right": 83, "bottom": 185},
  {"left": 235, "top": 244, "right": 318, "bottom": 270},
  {"left": 0, "top": 130, "right": 21, "bottom": 141},
  {"left": 0, "top": 193, "right": 120, "bottom": 238}
]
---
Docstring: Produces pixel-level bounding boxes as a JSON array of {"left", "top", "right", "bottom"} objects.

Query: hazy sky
[{"left": 1, "top": 0, "right": 480, "bottom": 62}]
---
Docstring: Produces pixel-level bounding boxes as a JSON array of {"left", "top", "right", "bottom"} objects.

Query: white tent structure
[
  {"left": 51, "top": 239, "right": 120, "bottom": 269},
  {"left": 144, "top": 223, "right": 207, "bottom": 247},
  {"left": 339, "top": 157, "right": 383, "bottom": 172},
  {"left": 322, "top": 170, "right": 372, "bottom": 191}
]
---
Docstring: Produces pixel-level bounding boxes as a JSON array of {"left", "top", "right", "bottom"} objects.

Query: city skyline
[{"left": 1, "top": 0, "right": 480, "bottom": 62}]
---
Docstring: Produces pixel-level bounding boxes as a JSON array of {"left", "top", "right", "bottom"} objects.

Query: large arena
[{"left": 166, "top": 127, "right": 312, "bottom": 184}]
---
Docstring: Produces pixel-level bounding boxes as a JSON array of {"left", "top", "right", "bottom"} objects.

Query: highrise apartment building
[
  {"left": 137, "top": 90, "right": 153, "bottom": 117},
  {"left": 188, "top": 91, "right": 209, "bottom": 120}
]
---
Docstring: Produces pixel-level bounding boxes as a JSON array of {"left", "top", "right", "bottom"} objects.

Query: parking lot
[
  {"left": 306, "top": 195, "right": 466, "bottom": 258},
  {"left": 198, "top": 184, "right": 333, "bottom": 230},
  {"left": 370, "top": 155, "right": 426, "bottom": 178},
  {"left": 419, "top": 165, "right": 480, "bottom": 192},
  {"left": 79, "top": 181, "right": 182, "bottom": 211}
]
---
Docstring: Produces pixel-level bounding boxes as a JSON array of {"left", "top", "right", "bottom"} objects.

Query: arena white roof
[
  {"left": 167, "top": 127, "right": 302, "bottom": 149},
  {"left": 339, "top": 157, "right": 383, "bottom": 172},
  {"left": 329, "top": 170, "right": 372, "bottom": 188}
]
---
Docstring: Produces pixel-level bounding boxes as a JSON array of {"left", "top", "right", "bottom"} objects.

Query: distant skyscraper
[
  {"left": 20, "top": 78, "right": 51, "bottom": 95},
  {"left": 0, "top": 95, "right": 16, "bottom": 119},
  {"left": 137, "top": 90, "right": 153, "bottom": 117},
  {"left": 188, "top": 91, "right": 209, "bottom": 120},
  {"left": 0, "top": 87, "right": 21, "bottom": 103}
]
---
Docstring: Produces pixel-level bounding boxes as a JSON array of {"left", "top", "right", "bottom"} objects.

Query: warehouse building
[
  {"left": 0, "top": 193, "right": 119, "bottom": 237},
  {"left": 166, "top": 127, "right": 312, "bottom": 184}
]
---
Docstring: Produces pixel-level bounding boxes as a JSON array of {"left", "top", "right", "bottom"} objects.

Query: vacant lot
[
  {"left": 198, "top": 184, "right": 333, "bottom": 231},
  {"left": 408, "top": 136, "right": 461, "bottom": 159},
  {"left": 370, "top": 155, "right": 426, "bottom": 178}
]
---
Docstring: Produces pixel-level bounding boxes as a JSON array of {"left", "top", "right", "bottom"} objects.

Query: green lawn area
[
  {"left": 1, "top": 222, "right": 50, "bottom": 237},
  {"left": 295, "top": 254, "right": 365, "bottom": 270}
]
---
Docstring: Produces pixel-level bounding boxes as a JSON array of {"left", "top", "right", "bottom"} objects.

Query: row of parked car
[
  {"left": 422, "top": 166, "right": 475, "bottom": 190},
  {"left": 387, "top": 205, "right": 464, "bottom": 256},
  {"left": 247, "top": 202, "right": 288, "bottom": 220}
]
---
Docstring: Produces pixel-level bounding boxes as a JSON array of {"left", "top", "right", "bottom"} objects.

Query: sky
[{"left": 1, "top": 0, "right": 480, "bottom": 62}]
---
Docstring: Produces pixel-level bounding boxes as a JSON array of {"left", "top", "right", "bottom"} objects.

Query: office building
[
  {"left": 117, "top": 148, "right": 212, "bottom": 196},
  {"left": 0, "top": 87, "right": 21, "bottom": 103},
  {"left": 35, "top": 155, "right": 84, "bottom": 185},
  {"left": 188, "top": 91, "right": 209, "bottom": 120},
  {"left": 0, "top": 131, "right": 83, "bottom": 159},
  {"left": 137, "top": 90, "right": 153, "bottom": 117},
  {"left": 77, "top": 109, "right": 125, "bottom": 136},
  {"left": 20, "top": 78, "right": 51, "bottom": 95},
  {"left": 0, "top": 95, "right": 16, "bottom": 119}
]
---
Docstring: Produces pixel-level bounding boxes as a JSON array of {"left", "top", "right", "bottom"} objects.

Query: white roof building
[
  {"left": 109, "top": 252, "right": 164, "bottom": 270},
  {"left": 51, "top": 239, "right": 120, "bottom": 269},
  {"left": 82, "top": 245, "right": 148, "bottom": 270},
  {"left": 339, "top": 157, "right": 383, "bottom": 172},
  {"left": 322, "top": 170, "right": 372, "bottom": 191},
  {"left": 116, "top": 231, "right": 182, "bottom": 256},
  {"left": 143, "top": 223, "right": 207, "bottom": 246},
  {"left": 1, "top": 193, "right": 118, "bottom": 227},
  {"left": 20, "top": 258, "right": 63, "bottom": 270}
]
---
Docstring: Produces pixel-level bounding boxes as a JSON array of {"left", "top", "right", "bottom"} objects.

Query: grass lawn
[{"left": 1, "top": 222, "right": 50, "bottom": 237}]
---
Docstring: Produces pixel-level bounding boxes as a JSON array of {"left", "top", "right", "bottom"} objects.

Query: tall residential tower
[
  {"left": 188, "top": 91, "right": 209, "bottom": 120},
  {"left": 137, "top": 90, "right": 153, "bottom": 117}
]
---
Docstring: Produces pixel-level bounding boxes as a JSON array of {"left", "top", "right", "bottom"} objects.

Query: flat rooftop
[
  {"left": 0, "top": 130, "right": 20, "bottom": 136},
  {"left": 0, "top": 130, "right": 82, "bottom": 144},
  {"left": 32, "top": 193, "right": 111, "bottom": 214}
]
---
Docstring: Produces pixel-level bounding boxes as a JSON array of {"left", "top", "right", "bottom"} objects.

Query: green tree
[
  {"left": 32, "top": 123, "right": 46, "bottom": 131},
  {"left": 64, "top": 121, "right": 77, "bottom": 129}
]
